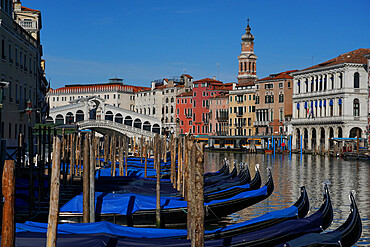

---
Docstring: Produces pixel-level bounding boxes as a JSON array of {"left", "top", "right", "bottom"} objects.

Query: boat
[
  {"left": 275, "top": 190, "right": 362, "bottom": 247},
  {"left": 12, "top": 185, "right": 335, "bottom": 247},
  {"left": 14, "top": 186, "right": 309, "bottom": 241},
  {"left": 59, "top": 169, "right": 274, "bottom": 227}
]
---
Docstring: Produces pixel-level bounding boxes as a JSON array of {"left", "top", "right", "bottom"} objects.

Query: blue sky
[{"left": 24, "top": 0, "right": 370, "bottom": 88}]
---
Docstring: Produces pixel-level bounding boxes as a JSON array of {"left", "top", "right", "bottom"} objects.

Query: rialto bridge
[{"left": 46, "top": 96, "right": 161, "bottom": 138}]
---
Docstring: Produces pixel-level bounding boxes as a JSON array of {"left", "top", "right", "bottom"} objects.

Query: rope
[
  {"left": 181, "top": 208, "right": 188, "bottom": 214},
  {"left": 205, "top": 205, "right": 220, "bottom": 220}
]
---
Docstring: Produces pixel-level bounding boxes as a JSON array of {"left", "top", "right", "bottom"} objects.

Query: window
[
  {"left": 15, "top": 46, "right": 18, "bottom": 66},
  {"left": 288, "top": 81, "right": 291, "bottom": 88},
  {"left": 255, "top": 96, "right": 259, "bottom": 104},
  {"left": 19, "top": 50, "right": 23, "bottom": 69},
  {"left": 297, "top": 80, "right": 300, "bottom": 94},
  {"left": 279, "top": 94, "right": 284, "bottom": 103},
  {"left": 354, "top": 72, "right": 359, "bottom": 88},
  {"left": 8, "top": 42, "right": 12, "bottom": 64},
  {"left": 1, "top": 39, "right": 5, "bottom": 60},
  {"left": 338, "top": 99, "right": 342, "bottom": 116},
  {"left": 353, "top": 99, "right": 360, "bottom": 116},
  {"left": 193, "top": 92, "right": 196, "bottom": 97},
  {"left": 279, "top": 108, "right": 283, "bottom": 121},
  {"left": 24, "top": 53, "right": 27, "bottom": 71},
  {"left": 279, "top": 82, "right": 283, "bottom": 88}
]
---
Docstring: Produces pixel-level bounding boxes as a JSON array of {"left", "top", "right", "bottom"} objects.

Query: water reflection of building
[{"left": 291, "top": 48, "right": 370, "bottom": 151}]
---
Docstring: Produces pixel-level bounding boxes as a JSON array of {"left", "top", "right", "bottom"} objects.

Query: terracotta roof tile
[
  {"left": 49, "top": 83, "right": 149, "bottom": 94},
  {"left": 21, "top": 6, "right": 40, "bottom": 12},
  {"left": 193, "top": 78, "right": 223, "bottom": 84},
  {"left": 177, "top": 91, "right": 193, "bottom": 97},
  {"left": 301, "top": 48, "right": 370, "bottom": 71},
  {"left": 257, "top": 70, "right": 296, "bottom": 82},
  {"left": 182, "top": 74, "right": 193, "bottom": 79}
]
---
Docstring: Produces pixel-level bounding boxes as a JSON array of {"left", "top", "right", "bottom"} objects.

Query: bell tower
[{"left": 237, "top": 19, "right": 258, "bottom": 84}]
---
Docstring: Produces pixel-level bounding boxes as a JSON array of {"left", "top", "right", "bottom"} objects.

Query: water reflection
[{"left": 204, "top": 152, "right": 369, "bottom": 245}]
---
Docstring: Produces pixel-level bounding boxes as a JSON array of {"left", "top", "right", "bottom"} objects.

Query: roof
[
  {"left": 301, "top": 48, "right": 370, "bottom": 71},
  {"left": 257, "top": 70, "right": 297, "bottom": 82},
  {"left": 48, "top": 83, "right": 149, "bottom": 94},
  {"left": 177, "top": 91, "right": 193, "bottom": 97},
  {"left": 237, "top": 80, "right": 255, "bottom": 86},
  {"left": 21, "top": 6, "right": 40, "bottom": 12},
  {"left": 182, "top": 74, "right": 193, "bottom": 79},
  {"left": 193, "top": 78, "right": 223, "bottom": 85}
]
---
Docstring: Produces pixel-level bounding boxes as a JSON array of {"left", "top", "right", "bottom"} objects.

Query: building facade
[
  {"left": 229, "top": 83, "right": 256, "bottom": 136},
  {"left": 0, "top": 0, "right": 46, "bottom": 146},
  {"left": 47, "top": 78, "right": 148, "bottom": 111},
  {"left": 176, "top": 91, "right": 193, "bottom": 134},
  {"left": 192, "top": 78, "right": 232, "bottom": 135},
  {"left": 254, "top": 71, "right": 296, "bottom": 135},
  {"left": 209, "top": 93, "right": 229, "bottom": 136},
  {"left": 134, "top": 74, "right": 193, "bottom": 134},
  {"left": 291, "top": 48, "right": 370, "bottom": 151}
]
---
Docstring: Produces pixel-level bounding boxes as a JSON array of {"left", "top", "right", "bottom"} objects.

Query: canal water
[{"left": 204, "top": 152, "right": 369, "bottom": 246}]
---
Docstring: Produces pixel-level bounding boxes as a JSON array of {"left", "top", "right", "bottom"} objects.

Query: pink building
[{"left": 209, "top": 93, "right": 229, "bottom": 136}]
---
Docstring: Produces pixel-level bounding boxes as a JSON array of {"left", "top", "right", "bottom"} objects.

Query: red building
[
  {"left": 177, "top": 78, "right": 232, "bottom": 135},
  {"left": 176, "top": 91, "right": 193, "bottom": 134}
]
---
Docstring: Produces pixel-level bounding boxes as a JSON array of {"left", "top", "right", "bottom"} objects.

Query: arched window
[
  {"left": 240, "top": 62, "right": 242, "bottom": 72},
  {"left": 171, "top": 97, "right": 174, "bottom": 103},
  {"left": 171, "top": 106, "right": 173, "bottom": 113},
  {"left": 279, "top": 94, "right": 284, "bottom": 103},
  {"left": 353, "top": 98, "right": 360, "bottom": 116},
  {"left": 338, "top": 98, "right": 342, "bottom": 116},
  {"left": 105, "top": 111, "right": 113, "bottom": 121},
  {"left": 166, "top": 106, "right": 168, "bottom": 113},
  {"left": 166, "top": 98, "right": 169, "bottom": 103},
  {"left": 297, "top": 80, "right": 301, "bottom": 94},
  {"left": 354, "top": 72, "right": 359, "bottom": 88},
  {"left": 153, "top": 107, "right": 156, "bottom": 115}
]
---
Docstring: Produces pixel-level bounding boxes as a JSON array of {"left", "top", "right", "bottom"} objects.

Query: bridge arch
[
  {"left": 152, "top": 124, "right": 160, "bottom": 134},
  {"left": 105, "top": 111, "right": 113, "bottom": 121},
  {"left": 124, "top": 116, "right": 133, "bottom": 126},
  {"left": 46, "top": 116, "right": 54, "bottom": 124},
  {"left": 115, "top": 113, "right": 123, "bottom": 124},
  {"left": 56, "top": 114, "right": 64, "bottom": 125},
  {"left": 134, "top": 118, "right": 142, "bottom": 129},
  {"left": 76, "top": 110, "right": 84, "bottom": 122},
  {"left": 66, "top": 112, "right": 74, "bottom": 124},
  {"left": 143, "top": 121, "right": 151, "bottom": 131}
]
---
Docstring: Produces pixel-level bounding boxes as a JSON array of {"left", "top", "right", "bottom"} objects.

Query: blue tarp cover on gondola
[
  {"left": 60, "top": 186, "right": 268, "bottom": 215},
  {"left": 9, "top": 209, "right": 322, "bottom": 247},
  {"left": 16, "top": 205, "right": 298, "bottom": 238}
]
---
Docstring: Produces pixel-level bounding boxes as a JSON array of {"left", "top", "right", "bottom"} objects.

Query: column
[
  {"left": 308, "top": 129, "right": 312, "bottom": 151},
  {"left": 324, "top": 127, "right": 329, "bottom": 151}
]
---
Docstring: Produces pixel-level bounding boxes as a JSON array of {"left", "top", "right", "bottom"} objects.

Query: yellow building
[{"left": 229, "top": 84, "right": 256, "bottom": 136}]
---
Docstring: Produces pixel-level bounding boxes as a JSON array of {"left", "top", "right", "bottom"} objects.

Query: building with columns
[
  {"left": 254, "top": 70, "right": 296, "bottom": 135},
  {"left": 291, "top": 48, "right": 370, "bottom": 151}
]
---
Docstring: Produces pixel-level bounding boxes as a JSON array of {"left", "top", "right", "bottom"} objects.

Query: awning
[
  {"left": 338, "top": 99, "right": 342, "bottom": 105},
  {"left": 304, "top": 102, "right": 307, "bottom": 109},
  {"left": 297, "top": 103, "right": 300, "bottom": 109},
  {"left": 329, "top": 99, "right": 333, "bottom": 106},
  {"left": 323, "top": 100, "right": 326, "bottom": 107}
]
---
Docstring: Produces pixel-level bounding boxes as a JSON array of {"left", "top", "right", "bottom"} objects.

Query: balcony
[
  {"left": 20, "top": 20, "right": 38, "bottom": 31},
  {"left": 253, "top": 120, "right": 270, "bottom": 126},
  {"left": 236, "top": 112, "right": 243, "bottom": 117},
  {"left": 216, "top": 117, "right": 228, "bottom": 122},
  {"left": 185, "top": 114, "right": 192, "bottom": 119}
]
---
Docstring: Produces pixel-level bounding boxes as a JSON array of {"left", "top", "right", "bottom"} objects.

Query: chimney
[
  {"left": 213, "top": 76, "right": 216, "bottom": 80},
  {"left": 14, "top": 0, "right": 21, "bottom": 12},
  {"left": 232, "top": 83, "right": 237, "bottom": 90},
  {"left": 151, "top": 81, "right": 155, "bottom": 90}
]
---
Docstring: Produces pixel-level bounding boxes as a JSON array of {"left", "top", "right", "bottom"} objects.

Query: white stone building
[
  {"left": 134, "top": 74, "right": 193, "bottom": 134},
  {"left": 47, "top": 78, "right": 149, "bottom": 111},
  {"left": 291, "top": 48, "right": 370, "bottom": 151}
]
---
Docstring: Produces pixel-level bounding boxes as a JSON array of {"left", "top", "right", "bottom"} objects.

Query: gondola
[
  {"left": 276, "top": 190, "right": 362, "bottom": 247},
  {"left": 59, "top": 169, "right": 274, "bottom": 227},
  {"left": 14, "top": 185, "right": 309, "bottom": 241},
  {"left": 12, "top": 185, "right": 335, "bottom": 247}
]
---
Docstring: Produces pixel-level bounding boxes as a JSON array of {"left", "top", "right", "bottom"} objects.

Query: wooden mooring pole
[
  {"left": 46, "top": 136, "right": 61, "bottom": 247},
  {"left": 155, "top": 135, "right": 161, "bottom": 228},
  {"left": 83, "top": 134, "right": 90, "bottom": 223},
  {"left": 89, "top": 133, "right": 95, "bottom": 222},
  {"left": 1, "top": 160, "right": 15, "bottom": 247}
]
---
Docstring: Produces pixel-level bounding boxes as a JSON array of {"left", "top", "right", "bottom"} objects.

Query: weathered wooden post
[
  {"left": 83, "top": 134, "right": 90, "bottom": 223},
  {"left": 140, "top": 135, "right": 143, "bottom": 163},
  {"left": 192, "top": 142, "right": 205, "bottom": 247},
  {"left": 187, "top": 139, "right": 194, "bottom": 239},
  {"left": 1, "top": 160, "right": 15, "bottom": 247},
  {"left": 46, "top": 136, "right": 61, "bottom": 247},
  {"left": 119, "top": 144, "right": 124, "bottom": 176},
  {"left": 155, "top": 135, "right": 161, "bottom": 228},
  {"left": 89, "top": 133, "right": 95, "bottom": 222},
  {"left": 28, "top": 123, "right": 34, "bottom": 216},
  {"left": 47, "top": 127, "right": 52, "bottom": 185},
  {"left": 70, "top": 133, "right": 76, "bottom": 184},
  {"left": 177, "top": 136, "right": 182, "bottom": 191},
  {"left": 125, "top": 137, "right": 128, "bottom": 176},
  {"left": 144, "top": 141, "right": 148, "bottom": 178},
  {"left": 357, "top": 129, "right": 360, "bottom": 154},
  {"left": 16, "top": 133, "right": 23, "bottom": 176},
  {"left": 104, "top": 135, "right": 109, "bottom": 167},
  {"left": 77, "top": 132, "right": 82, "bottom": 176}
]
